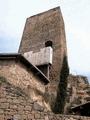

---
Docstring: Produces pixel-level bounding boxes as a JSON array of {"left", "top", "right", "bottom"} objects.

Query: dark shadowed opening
[
  {"left": 70, "top": 102, "right": 90, "bottom": 116},
  {"left": 45, "top": 41, "right": 53, "bottom": 48}
]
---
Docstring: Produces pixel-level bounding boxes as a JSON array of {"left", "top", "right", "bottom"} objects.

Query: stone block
[
  {"left": 33, "top": 102, "right": 44, "bottom": 112},
  {"left": 0, "top": 102, "right": 9, "bottom": 109},
  {"left": 0, "top": 109, "right": 4, "bottom": 114},
  {"left": 0, "top": 114, "right": 4, "bottom": 120},
  {"left": 13, "top": 114, "right": 21, "bottom": 120},
  {"left": 24, "top": 105, "right": 32, "bottom": 111},
  {"left": 34, "top": 113, "right": 41, "bottom": 119}
]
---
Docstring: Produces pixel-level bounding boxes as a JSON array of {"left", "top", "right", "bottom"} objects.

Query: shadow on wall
[
  {"left": 53, "top": 55, "right": 69, "bottom": 113},
  {"left": 0, "top": 76, "right": 27, "bottom": 97}
]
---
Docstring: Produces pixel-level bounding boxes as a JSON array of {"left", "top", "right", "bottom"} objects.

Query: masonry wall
[
  {"left": 0, "top": 59, "right": 51, "bottom": 111},
  {"left": 0, "top": 60, "right": 89, "bottom": 119},
  {"left": 0, "top": 85, "right": 90, "bottom": 120},
  {"left": 65, "top": 74, "right": 90, "bottom": 113},
  {"left": 0, "top": 78, "right": 90, "bottom": 120},
  {"left": 18, "top": 7, "right": 69, "bottom": 111},
  {"left": 19, "top": 7, "right": 68, "bottom": 82},
  {"left": 0, "top": 59, "right": 45, "bottom": 91}
]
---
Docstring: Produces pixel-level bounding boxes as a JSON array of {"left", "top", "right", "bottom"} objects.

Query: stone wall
[
  {"left": 0, "top": 59, "right": 51, "bottom": 111},
  {"left": 18, "top": 7, "right": 69, "bottom": 112},
  {"left": 65, "top": 74, "right": 90, "bottom": 113},
  {"left": 0, "top": 77, "right": 90, "bottom": 120},
  {"left": 0, "top": 59, "right": 45, "bottom": 92},
  {"left": 0, "top": 58, "right": 69, "bottom": 113},
  {"left": 0, "top": 76, "right": 45, "bottom": 120},
  {"left": 19, "top": 7, "right": 68, "bottom": 82}
]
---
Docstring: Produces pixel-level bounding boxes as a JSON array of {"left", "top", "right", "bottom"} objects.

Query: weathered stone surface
[
  {"left": 0, "top": 7, "right": 90, "bottom": 120},
  {"left": 0, "top": 73, "right": 89, "bottom": 120},
  {"left": 0, "top": 72, "right": 89, "bottom": 119},
  {"left": 0, "top": 59, "right": 47, "bottom": 108},
  {"left": 13, "top": 114, "right": 21, "bottom": 120},
  {"left": 33, "top": 102, "right": 44, "bottom": 112},
  {"left": 19, "top": 7, "right": 68, "bottom": 82},
  {"left": 19, "top": 6, "right": 69, "bottom": 113},
  {"left": 65, "top": 74, "right": 90, "bottom": 114}
]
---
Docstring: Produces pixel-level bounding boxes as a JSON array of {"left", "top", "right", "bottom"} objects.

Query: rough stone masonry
[
  {"left": 19, "top": 6, "right": 69, "bottom": 113},
  {"left": 0, "top": 6, "right": 90, "bottom": 120},
  {"left": 0, "top": 76, "right": 90, "bottom": 120}
]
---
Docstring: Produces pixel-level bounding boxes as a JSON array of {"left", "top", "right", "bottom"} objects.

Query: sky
[{"left": 0, "top": 0, "right": 90, "bottom": 81}]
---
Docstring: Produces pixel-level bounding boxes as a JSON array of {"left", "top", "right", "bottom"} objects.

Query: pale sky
[{"left": 0, "top": 0, "right": 90, "bottom": 81}]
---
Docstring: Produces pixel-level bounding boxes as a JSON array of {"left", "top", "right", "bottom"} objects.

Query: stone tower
[
  {"left": 19, "top": 7, "right": 68, "bottom": 81},
  {"left": 19, "top": 7, "right": 69, "bottom": 113}
]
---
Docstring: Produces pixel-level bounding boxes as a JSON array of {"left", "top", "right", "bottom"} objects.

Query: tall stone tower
[
  {"left": 19, "top": 7, "right": 68, "bottom": 81},
  {"left": 19, "top": 7, "right": 69, "bottom": 113}
]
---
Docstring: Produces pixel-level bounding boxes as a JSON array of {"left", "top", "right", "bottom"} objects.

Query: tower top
[
  {"left": 18, "top": 6, "right": 64, "bottom": 54},
  {"left": 27, "top": 7, "right": 60, "bottom": 19}
]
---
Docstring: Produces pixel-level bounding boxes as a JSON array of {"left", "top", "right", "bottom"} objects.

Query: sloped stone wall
[
  {"left": 0, "top": 60, "right": 45, "bottom": 91},
  {"left": 0, "top": 77, "right": 90, "bottom": 120},
  {"left": 0, "top": 60, "right": 52, "bottom": 111},
  {"left": 0, "top": 64, "right": 89, "bottom": 119},
  {"left": 0, "top": 76, "right": 44, "bottom": 120}
]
